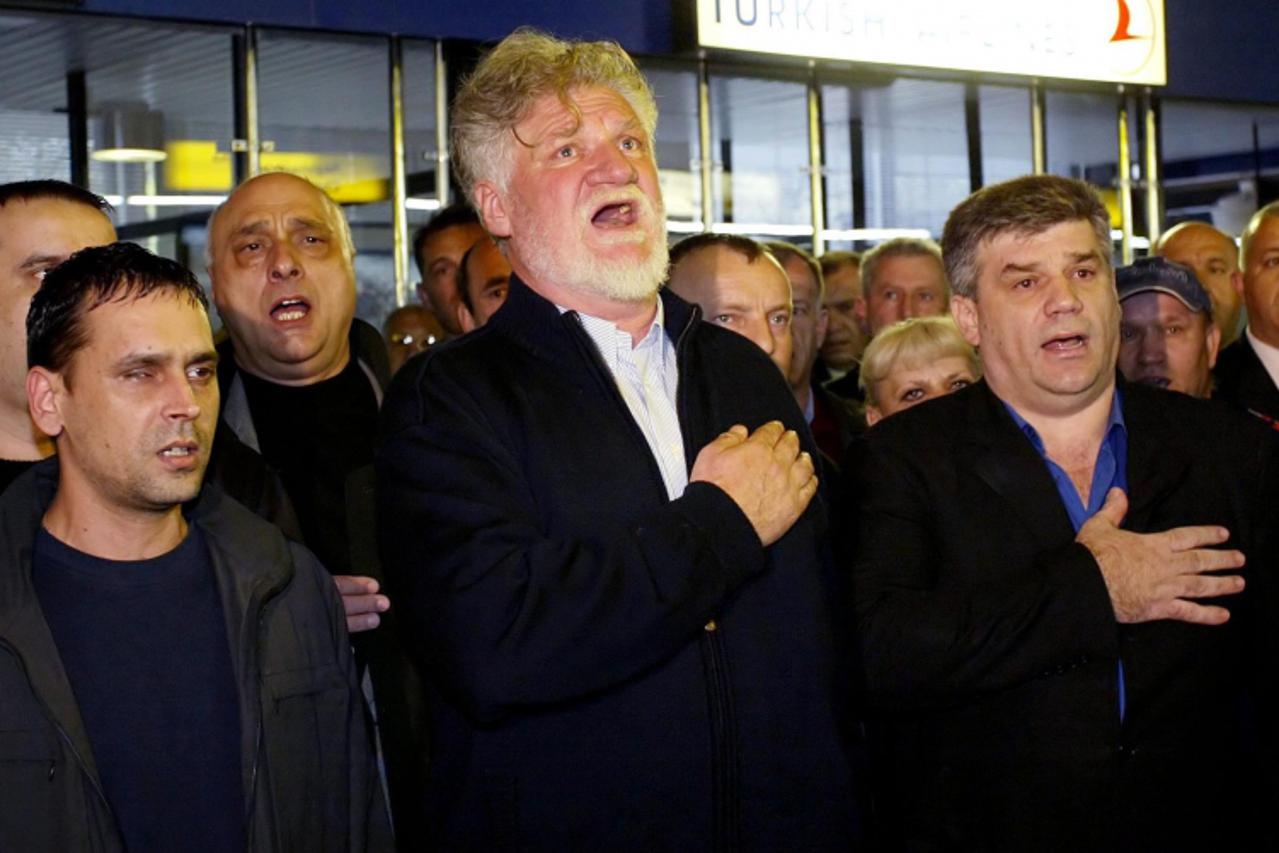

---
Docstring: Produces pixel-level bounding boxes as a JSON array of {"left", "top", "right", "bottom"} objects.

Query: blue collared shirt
[
  {"left": 1005, "top": 389, "right": 1129, "bottom": 718},
  {"left": 1004, "top": 390, "right": 1128, "bottom": 532}
]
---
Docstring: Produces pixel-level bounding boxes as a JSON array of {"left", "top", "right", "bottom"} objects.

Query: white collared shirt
[
  {"left": 1246, "top": 326, "right": 1279, "bottom": 391},
  {"left": 567, "top": 300, "right": 688, "bottom": 500}
]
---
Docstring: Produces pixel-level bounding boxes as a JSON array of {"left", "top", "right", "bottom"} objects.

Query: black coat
[
  {"left": 377, "top": 277, "right": 861, "bottom": 851},
  {"left": 0, "top": 459, "right": 390, "bottom": 851},
  {"left": 843, "top": 379, "right": 1279, "bottom": 851},
  {"left": 207, "top": 319, "right": 431, "bottom": 851},
  {"left": 1214, "top": 335, "right": 1279, "bottom": 423}
]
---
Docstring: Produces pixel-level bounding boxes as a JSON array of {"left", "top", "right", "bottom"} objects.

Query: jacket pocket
[{"left": 263, "top": 664, "right": 347, "bottom": 702}]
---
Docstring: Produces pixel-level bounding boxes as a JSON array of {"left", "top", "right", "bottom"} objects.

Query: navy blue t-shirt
[{"left": 33, "top": 525, "right": 245, "bottom": 853}]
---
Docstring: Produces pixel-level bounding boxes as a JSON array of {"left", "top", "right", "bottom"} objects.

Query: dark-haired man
[
  {"left": 666, "top": 233, "right": 794, "bottom": 379},
  {"left": 816, "top": 250, "right": 865, "bottom": 388},
  {"left": 455, "top": 234, "right": 511, "bottom": 332},
  {"left": 0, "top": 180, "right": 115, "bottom": 489},
  {"left": 413, "top": 203, "right": 486, "bottom": 336},
  {"left": 847, "top": 174, "right": 1279, "bottom": 849},
  {"left": 0, "top": 242, "right": 387, "bottom": 851},
  {"left": 766, "top": 241, "right": 864, "bottom": 464}
]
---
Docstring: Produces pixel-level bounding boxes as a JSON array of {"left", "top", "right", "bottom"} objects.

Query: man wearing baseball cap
[{"left": 1117, "top": 256, "right": 1221, "bottom": 398}]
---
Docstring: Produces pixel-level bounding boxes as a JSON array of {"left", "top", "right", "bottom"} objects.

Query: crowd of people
[{"left": 2, "top": 25, "right": 1279, "bottom": 853}]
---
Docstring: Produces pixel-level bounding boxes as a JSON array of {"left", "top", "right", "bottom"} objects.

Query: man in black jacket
[
  {"left": 846, "top": 175, "right": 1279, "bottom": 850},
  {"left": 1, "top": 242, "right": 387, "bottom": 851},
  {"left": 1214, "top": 200, "right": 1279, "bottom": 427},
  {"left": 378, "top": 29, "right": 860, "bottom": 851},
  {"left": 205, "top": 171, "right": 428, "bottom": 849}
]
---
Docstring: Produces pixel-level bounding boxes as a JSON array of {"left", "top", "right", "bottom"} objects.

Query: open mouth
[
  {"left": 1042, "top": 333, "right": 1087, "bottom": 352},
  {"left": 270, "top": 296, "right": 310, "bottom": 322},
  {"left": 159, "top": 441, "right": 199, "bottom": 461},
  {"left": 591, "top": 200, "right": 639, "bottom": 228}
]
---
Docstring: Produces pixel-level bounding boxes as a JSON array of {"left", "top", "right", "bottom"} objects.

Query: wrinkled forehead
[
  {"left": 216, "top": 177, "right": 338, "bottom": 237},
  {"left": 519, "top": 84, "right": 647, "bottom": 141}
]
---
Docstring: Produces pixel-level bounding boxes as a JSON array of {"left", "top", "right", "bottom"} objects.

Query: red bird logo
[{"left": 1111, "top": 0, "right": 1137, "bottom": 41}]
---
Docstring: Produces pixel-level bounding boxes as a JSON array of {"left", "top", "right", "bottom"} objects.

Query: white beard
[{"left": 514, "top": 193, "right": 670, "bottom": 304}]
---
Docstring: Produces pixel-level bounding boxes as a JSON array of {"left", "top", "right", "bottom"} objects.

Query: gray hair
[
  {"left": 941, "top": 175, "right": 1110, "bottom": 300},
  {"left": 449, "top": 28, "right": 658, "bottom": 206},
  {"left": 860, "top": 237, "right": 946, "bottom": 300}
]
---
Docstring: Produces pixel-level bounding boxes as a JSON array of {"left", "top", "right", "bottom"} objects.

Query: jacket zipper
[
  {"left": 0, "top": 638, "right": 124, "bottom": 846},
  {"left": 569, "top": 306, "right": 741, "bottom": 851},
  {"left": 673, "top": 314, "right": 741, "bottom": 853}
]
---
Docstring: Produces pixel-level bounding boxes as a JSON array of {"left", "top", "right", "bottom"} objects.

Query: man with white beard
[{"left": 377, "top": 28, "right": 861, "bottom": 852}]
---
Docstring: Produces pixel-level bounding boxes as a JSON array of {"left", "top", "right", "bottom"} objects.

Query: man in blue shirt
[{"left": 846, "top": 175, "right": 1279, "bottom": 850}]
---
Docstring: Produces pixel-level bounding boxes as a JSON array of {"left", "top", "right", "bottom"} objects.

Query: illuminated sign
[
  {"left": 697, "top": 0, "right": 1166, "bottom": 86},
  {"left": 164, "top": 140, "right": 388, "bottom": 202}
]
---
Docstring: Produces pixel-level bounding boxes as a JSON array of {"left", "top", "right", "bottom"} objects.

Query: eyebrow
[
  {"left": 231, "top": 216, "right": 329, "bottom": 239},
  {"left": 999, "top": 251, "right": 1100, "bottom": 276},
  {"left": 113, "top": 350, "right": 218, "bottom": 372},
  {"left": 19, "top": 252, "right": 67, "bottom": 271}
]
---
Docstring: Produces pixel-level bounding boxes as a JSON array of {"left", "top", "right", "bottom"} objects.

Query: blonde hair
[
  {"left": 859, "top": 316, "right": 980, "bottom": 406},
  {"left": 450, "top": 28, "right": 658, "bottom": 206}
]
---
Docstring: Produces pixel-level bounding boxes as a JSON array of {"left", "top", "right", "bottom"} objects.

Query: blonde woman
[{"left": 859, "top": 315, "right": 981, "bottom": 425}]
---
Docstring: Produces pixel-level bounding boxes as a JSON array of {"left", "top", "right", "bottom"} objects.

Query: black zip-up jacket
[
  {"left": 0, "top": 459, "right": 391, "bottom": 852},
  {"left": 377, "top": 277, "right": 861, "bottom": 851}
]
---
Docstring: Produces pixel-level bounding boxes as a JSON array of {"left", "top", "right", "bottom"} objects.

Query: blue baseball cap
[{"left": 1115, "top": 256, "right": 1213, "bottom": 317}]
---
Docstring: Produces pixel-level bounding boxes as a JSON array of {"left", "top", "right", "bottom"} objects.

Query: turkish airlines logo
[{"left": 1104, "top": 0, "right": 1157, "bottom": 74}]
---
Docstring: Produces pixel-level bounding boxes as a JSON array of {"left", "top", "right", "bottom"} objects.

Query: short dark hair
[
  {"left": 457, "top": 240, "right": 480, "bottom": 314},
  {"left": 668, "top": 233, "right": 770, "bottom": 269},
  {"left": 942, "top": 175, "right": 1111, "bottom": 300},
  {"left": 28, "top": 242, "right": 208, "bottom": 379},
  {"left": 819, "top": 250, "right": 861, "bottom": 279},
  {"left": 412, "top": 203, "right": 482, "bottom": 274},
  {"left": 764, "top": 241, "right": 824, "bottom": 305},
  {"left": 0, "top": 179, "right": 112, "bottom": 215}
]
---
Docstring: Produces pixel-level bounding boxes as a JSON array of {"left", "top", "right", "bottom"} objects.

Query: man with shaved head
[
  {"left": 206, "top": 171, "right": 428, "bottom": 849},
  {"left": 1155, "top": 221, "right": 1243, "bottom": 346},
  {"left": 666, "top": 233, "right": 794, "bottom": 379},
  {"left": 1214, "top": 202, "right": 1279, "bottom": 427}
]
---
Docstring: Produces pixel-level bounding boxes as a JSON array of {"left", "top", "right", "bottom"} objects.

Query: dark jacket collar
[
  {"left": 490, "top": 274, "right": 699, "bottom": 360},
  {"left": 961, "top": 376, "right": 1189, "bottom": 539},
  {"left": 0, "top": 457, "right": 293, "bottom": 795}
]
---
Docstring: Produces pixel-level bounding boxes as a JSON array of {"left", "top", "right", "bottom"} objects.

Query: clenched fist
[{"left": 689, "top": 421, "right": 818, "bottom": 546}]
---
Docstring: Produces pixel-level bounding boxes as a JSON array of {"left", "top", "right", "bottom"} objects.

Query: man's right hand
[
  {"left": 1077, "top": 488, "right": 1246, "bottom": 625},
  {"left": 689, "top": 421, "right": 818, "bottom": 547}
]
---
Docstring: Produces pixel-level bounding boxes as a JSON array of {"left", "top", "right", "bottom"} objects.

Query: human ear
[
  {"left": 950, "top": 296, "right": 981, "bottom": 347},
  {"left": 26, "top": 367, "right": 66, "bottom": 439},
  {"left": 473, "top": 182, "right": 511, "bottom": 239}
]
